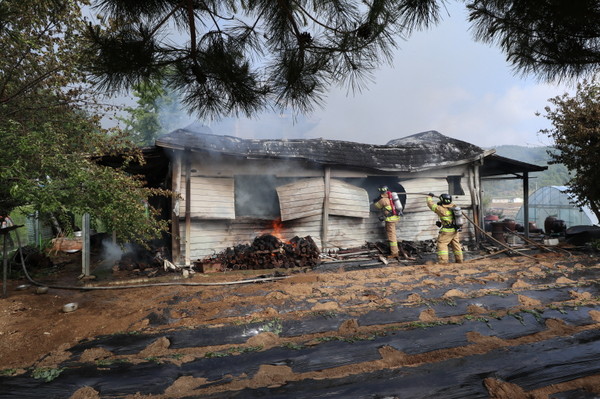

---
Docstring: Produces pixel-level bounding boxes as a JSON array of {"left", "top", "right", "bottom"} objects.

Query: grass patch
[
  {"left": 522, "top": 308, "right": 544, "bottom": 322},
  {"left": 281, "top": 342, "right": 305, "bottom": 350},
  {"left": 422, "top": 298, "right": 458, "bottom": 307},
  {"left": 95, "top": 358, "right": 130, "bottom": 367},
  {"left": 489, "top": 312, "right": 502, "bottom": 320},
  {"left": 205, "top": 345, "right": 263, "bottom": 358},
  {"left": 111, "top": 330, "right": 142, "bottom": 336},
  {"left": 261, "top": 318, "right": 283, "bottom": 335},
  {"left": 508, "top": 311, "right": 526, "bottom": 325},
  {"left": 309, "top": 310, "right": 338, "bottom": 318},
  {"left": 443, "top": 298, "right": 457, "bottom": 307},
  {"left": 464, "top": 315, "right": 491, "bottom": 328},
  {"left": 464, "top": 315, "right": 489, "bottom": 323},
  {"left": 315, "top": 334, "right": 380, "bottom": 344},
  {"left": 406, "top": 320, "right": 454, "bottom": 329},
  {"left": 31, "top": 367, "right": 64, "bottom": 382},
  {"left": 549, "top": 304, "right": 567, "bottom": 314},
  {"left": 487, "top": 291, "right": 510, "bottom": 297}
]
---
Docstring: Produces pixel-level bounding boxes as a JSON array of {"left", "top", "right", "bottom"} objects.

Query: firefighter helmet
[
  {"left": 439, "top": 193, "right": 452, "bottom": 204},
  {"left": 378, "top": 185, "right": 389, "bottom": 193}
]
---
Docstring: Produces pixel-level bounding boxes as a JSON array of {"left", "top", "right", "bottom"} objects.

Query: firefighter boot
[{"left": 388, "top": 241, "right": 400, "bottom": 259}]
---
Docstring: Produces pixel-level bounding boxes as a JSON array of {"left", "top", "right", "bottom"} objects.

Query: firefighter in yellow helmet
[
  {"left": 373, "top": 185, "right": 412, "bottom": 259},
  {"left": 426, "top": 193, "right": 464, "bottom": 263}
]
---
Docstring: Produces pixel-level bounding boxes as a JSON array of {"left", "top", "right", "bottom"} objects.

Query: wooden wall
[
  {"left": 180, "top": 214, "right": 387, "bottom": 260},
  {"left": 179, "top": 177, "right": 235, "bottom": 219},
  {"left": 277, "top": 178, "right": 369, "bottom": 221},
  {"left": 397, "top": 177, "right": 474, "bottom": 242},
  {"left": 174, "top": 153, "right": 478, "bottom": 262},
  {"left": 180, "top": 215, "right": 323, "bottom": 260}
]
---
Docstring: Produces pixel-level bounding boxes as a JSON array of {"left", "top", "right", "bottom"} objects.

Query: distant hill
[
  {"left": 482, "top": 145, "right": 569, "bottom": 202},
  {"left": 493, "top": 145, "right": 554, "bottom": 165}
]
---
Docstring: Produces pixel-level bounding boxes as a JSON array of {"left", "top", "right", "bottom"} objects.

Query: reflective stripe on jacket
[
  {"left": 375, "top": 195, "right": 400, "bottom": 222},
  {"left": 426, "top": 196, "right": 456, "bottom": 232}
]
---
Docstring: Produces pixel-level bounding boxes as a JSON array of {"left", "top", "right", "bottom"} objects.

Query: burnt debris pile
[
  {"left": 195, "top": 234, "right": 320, "bottom": 271},
  {"left": 113, "top": 245, "right": 171, "bottom": 278}
]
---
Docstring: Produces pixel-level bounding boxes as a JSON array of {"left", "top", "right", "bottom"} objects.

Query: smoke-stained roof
[{"left": 156, "top": 129, "right": 492, "bottom": 172}]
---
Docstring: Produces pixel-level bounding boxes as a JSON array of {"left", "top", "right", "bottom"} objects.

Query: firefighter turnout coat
[{"left": 426, "top": 195, "right": 464, "bottom": 263}]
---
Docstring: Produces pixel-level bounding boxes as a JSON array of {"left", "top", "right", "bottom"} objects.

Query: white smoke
[{"left": 98, "top": 238, "right": 124, "bottom": 269}]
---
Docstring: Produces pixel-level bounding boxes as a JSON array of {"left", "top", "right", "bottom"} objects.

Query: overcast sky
[
  {"left": 189, "top": 2, "right": 573, "bottom": 149},
  {"left": 108, "top": 3, "right": 576, "bottom": 149}
]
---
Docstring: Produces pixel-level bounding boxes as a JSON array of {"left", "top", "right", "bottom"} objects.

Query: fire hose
[
  {"left": 397, "top": 192, "right": 438, "bottom": 197},
  {"left": 8, "top": 228, "right": 289, "bottom": 292},
  {"left": 461, "top": 212, "right": 538, "bottom": 260},
  {"left": 502, "top": 226, "right": 572, "bottom": 258},
  {"left": 392, "top": 193, "right": 541, "bottom": 261}
]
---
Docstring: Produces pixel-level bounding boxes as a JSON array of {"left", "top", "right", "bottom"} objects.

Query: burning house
[{"left": 152, "top": 128, "right": 546, "bottom": 266}]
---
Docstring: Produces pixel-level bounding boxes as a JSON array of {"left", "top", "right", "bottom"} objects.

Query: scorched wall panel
[
  {"left": 180, "top": 216, "right": 323, "bottom": 260},
  {"left": 277, "top": 178, "right": 324, "bottom": 221},
  {"left": 277, "top": 178, "right": 369, "bottom": 221},
  {"left": 326, "top": 214, "right": 384, "bottom": 249},
  {"left": 179, "top": 177, "right": 235, "bottom": 219},
  {"left": 328, "top": 179, "right": 370, "bottom": 218}
]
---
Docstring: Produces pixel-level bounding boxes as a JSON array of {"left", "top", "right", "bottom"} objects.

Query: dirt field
[{"left": 1, "top": 247, "right": 600, "bottom": 398}]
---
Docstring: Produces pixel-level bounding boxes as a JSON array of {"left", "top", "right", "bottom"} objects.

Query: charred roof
[{"left": 156, "top": 129, "right": 491, "bottom": 172}]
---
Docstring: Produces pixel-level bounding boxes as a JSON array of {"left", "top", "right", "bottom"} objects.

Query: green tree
[
  {"left": 483, "top": 145, "right": 570, "bottom": 199},
  {"left": 84, "top": 0, "right": 439, "bottom": 119},
  {"left": 118, "top": 79, "right": 190, "bottom": 146},
  {"left": 536, "top": 163, "right": 569, "bottom": 188},
  {"left": 85, "top": 0, "right": 600, "bottom": 120},
  {"left": 540, "top": 78, "right": 600, "bottom": 221},
  {"left": 468, "top": 0, "right": 600, "bottom": 81},
  {"left": 0, "top": 0, "right": 169, "bottom": 244},
  {"left": 0, "top": 0, "right": 91, "bottom": 132},
  {"left": 118, "top": 80, "right": 166, "bottom": 146}
]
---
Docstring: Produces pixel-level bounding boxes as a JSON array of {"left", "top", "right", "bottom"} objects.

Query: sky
[{"left": 112, "top": 2, "right": 576, "bottom": 149}]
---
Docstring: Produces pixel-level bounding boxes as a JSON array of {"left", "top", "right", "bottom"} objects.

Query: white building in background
[
  {"left": 491, "top": 197, "right": 523, "bottom": 204},
  {"left": 515, "top": 186, "right": 599, "bottom": 229}
]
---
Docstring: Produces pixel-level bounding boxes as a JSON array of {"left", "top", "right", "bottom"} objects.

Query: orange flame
[{"left": 271, "top": 218, "right": 284, "bottom": 240}]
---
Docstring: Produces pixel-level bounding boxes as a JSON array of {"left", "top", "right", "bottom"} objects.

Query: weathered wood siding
[
  {"left": 175, "top": 154, "right": 479, "bottom": 260},
  {"left": 180, "top": 215, "right": 323, "bottom": 260},
  {"left": 325, "top": 214, "right": 384, "bottom": 249},
  {"left": 321, "top": 176, "right": 475, "bottom": 247},
  {"left": 179, "top": 177, "right": 235, "bottom": 219},
  {"left": 180, "top": 208, "right": 475, "bottom": 261},
  {"left": 277, "top": 178, "right": 369, "bottom": 221},
  {"left": 398, "top": 177, "right": 474, "bottom": 241},
  {"left": 329, "top": 180, "right": 369, "bottom": 218},
  {"left": 277, "top": 178, "right": 324, "bottom": 221}
]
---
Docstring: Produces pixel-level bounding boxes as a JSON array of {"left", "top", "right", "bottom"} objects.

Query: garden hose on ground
[{"left": 12, "top": 229, "right": 289, "bottom": 292}]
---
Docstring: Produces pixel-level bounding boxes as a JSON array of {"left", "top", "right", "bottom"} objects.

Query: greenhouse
[{"left": 515, "top": 186, "right": 599, "bottom": 231}]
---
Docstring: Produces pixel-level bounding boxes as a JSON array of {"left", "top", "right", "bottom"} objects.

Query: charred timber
[{"left": 194, "top": 234, "right": 321, "bottom": 271}]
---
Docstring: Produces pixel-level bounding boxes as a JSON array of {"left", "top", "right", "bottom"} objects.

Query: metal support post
[{"left": 82, "top": 213, "right": 91, "bottom": 277}]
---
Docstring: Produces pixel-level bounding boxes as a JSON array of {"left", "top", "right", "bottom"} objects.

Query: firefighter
[
  {"left": 426, "top": 193, "right": 464, "bottom": 264},
  {"left": 373, "top": 186, "right": 413, "bottom": 260}
]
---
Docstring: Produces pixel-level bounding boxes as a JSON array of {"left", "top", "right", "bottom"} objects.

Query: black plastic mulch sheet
[
  {"left": 2, "top": 305, "right": 600, "bottom": 399},
  {"left": 195, "top": 329, "right": 600, "bottom": 399}
]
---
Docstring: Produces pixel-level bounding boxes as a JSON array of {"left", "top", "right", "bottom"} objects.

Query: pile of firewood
[{"left": 195, "top": 234, "right": 320, "bottom": 271}]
